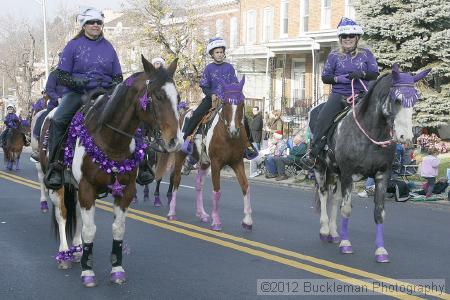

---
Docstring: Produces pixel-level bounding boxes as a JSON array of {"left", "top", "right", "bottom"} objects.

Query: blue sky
[{"left": 2, "top": 0, "right": 125, "bottom": 23}]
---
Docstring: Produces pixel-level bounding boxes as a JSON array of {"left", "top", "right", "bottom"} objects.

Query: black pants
[
  {"left": 183, "top": 95, "right": 253, "bottom": 143},
  {"left": 48, "top": 92, "right": 83, "bottom": 162},
  {"left": 310, "top": 93, "right": 346, "bottom": 156},
  {"left": 33, "top": 109, "right": 51, "bottom": 139}
]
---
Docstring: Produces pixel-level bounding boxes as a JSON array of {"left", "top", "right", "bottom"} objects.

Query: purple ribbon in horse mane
[
  {"left": 64, "top": 112, "right": 147, "bottom": 176},
  {"left": 177, "top": 101, "right": 188, "bottom": 111},
  {"left": 124, "top": 75, "right": 149, "bottom": 111}
]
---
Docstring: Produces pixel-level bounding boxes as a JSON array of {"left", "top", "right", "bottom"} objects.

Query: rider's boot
[
  {"left": 44, "top": 121, "right": 64, "bottom": 190},
  {"left": 30, "top": 150, "right": 40, "bottom": 163},
  {"left": 244, "top": 143, "right": 258, "bottom": 160},
  {"left": 300, "top": 136, "right": 326, "bottom": 170},
  {"left": 136, "top": 161, "right": 155, "bottom": 185},
  {"left": 23, "top": 134, "right": 30, "bottom": 147},
  {"left": 181, "top": 155, "right": 197, "bottom": 175}
]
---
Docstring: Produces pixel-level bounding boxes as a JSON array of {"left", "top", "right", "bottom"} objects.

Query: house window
[
  {"left": 280, "top": 0, "right": 289, "bottom": 37},
  {"left": 321, "top": 0, "right": 332, "bottom": 29},
  {"left": 229, "top": 17, "right": 238, "bottom": 48},
  {"left": 300, "top": 0, "right": 309, "bottom": 33},
  {"left": 262, "top": 7, "right": 273, "bottom": 42},
  {"left": 215, "top": 19, "right": 224, "bottom": 37},
  {"left": 246, "top": 10, "right": 256, "bottom": 44},
  {"left": 345, "top": 0, "right": 356, "bottom": 19},
  {"left": 291, "top": 59, "right": 306, "bottom": 103}
]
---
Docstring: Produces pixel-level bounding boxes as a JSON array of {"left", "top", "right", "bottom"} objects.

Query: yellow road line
[
  {"left": 0, "top": 170, "right": 41, "bottom": 185},
  {"left": 96, "top": 203, "right": 421, "bottom": 299},
  {"left": 2, "top": 173, "right": 448, "bottom": 299}
]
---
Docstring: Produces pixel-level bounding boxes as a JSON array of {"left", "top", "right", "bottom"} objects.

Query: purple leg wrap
[
  {"left": 375, "top": 223, "right": 384, "bottom": 249},
  {"left": 340, "top": 217, "right": 349, "bottom": 241}
]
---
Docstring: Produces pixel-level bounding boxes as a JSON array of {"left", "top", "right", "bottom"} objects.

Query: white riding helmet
[
  {"left": 151, "top": 57, "right": 165, "bottom": 67},
  {"left": 206, "top": 37, "right": 227, "bottom": 55},
  {"left": 6, "top": 103, "right": 15, "bottom": 110},
  {"left": 337, "top": 17, "right": 364, "bottom": 36}
]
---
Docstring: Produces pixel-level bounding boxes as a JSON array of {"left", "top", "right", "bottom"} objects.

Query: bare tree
[{"left": 127, "top": 0, "right": 207, "bottom": 103}]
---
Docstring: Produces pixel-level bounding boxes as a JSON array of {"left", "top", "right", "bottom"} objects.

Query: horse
[
  {"left": 310, "top": 64, "right": 430, "bottom": 263},
  {"left": 166, "top": 76, "right": 253, "bottom": 231},
  {"left": 2, "top": 120, "right": 25, "bottom": 171},
  {"left": 38, "top": 55, "right": 182, "bottom": 287},
  {"left": 31, "top": 109, "right": 52, "bottom": 212}
]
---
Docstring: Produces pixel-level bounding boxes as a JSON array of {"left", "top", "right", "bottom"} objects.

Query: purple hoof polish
[
  {"left": 340, "top": 245, "right": 354, "bottom": 254},
  {"left": 211, "top": 223, "right": 222, "bottom": 231},
  {"left": 319, "top": 234, "right": 330, "bottom": 242},
  {"left": 167, "top": 215, "right": 176, "bottom": 221},
  {"left": 82, "top": 276, "right": 97, "bottom": 287},
  {"left": 110, "top": 271, "right": 126, "bottom": 284},
  {"left": 376, "top": 254, "right": 390, "bottom": 263},
  {"left": 154, "top": 196, "right": 162, "bottom": 207},
  {"left": 242, "top": 222, "right": 252, "bottom": 231},
  {"left": 40, "top": 201, "right": 49, "bottom": 213}
]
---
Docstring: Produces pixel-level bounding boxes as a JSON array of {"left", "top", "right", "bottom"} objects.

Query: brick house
[{"left": 230, "top": 0, "right": 357, "bottom": 119}]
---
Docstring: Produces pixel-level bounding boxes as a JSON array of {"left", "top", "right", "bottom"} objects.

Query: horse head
[
  {"left": 216, "top": 76, "right": 246, "bottom": 139},
  {"left": 382, "top": 64, "right": 431, "bottom": 143},
  {"left": 135, "top": 55, "right": 183, "bottom": 152}
]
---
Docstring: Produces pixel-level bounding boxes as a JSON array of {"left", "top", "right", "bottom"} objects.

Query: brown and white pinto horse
[
  {"left": 38, "top": 56, "right": 182, "bottom": 287},
  {"left": 167, "top": 76, "right": 253, "bottom": 231}
]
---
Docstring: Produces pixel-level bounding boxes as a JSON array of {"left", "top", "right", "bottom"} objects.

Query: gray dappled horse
[{"left": 311, "top": 64, "right": 430, "bottom": 262}]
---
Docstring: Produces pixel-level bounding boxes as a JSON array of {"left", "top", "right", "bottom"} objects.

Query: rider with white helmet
[
  {"left": 301, "top": 17, "right": 380, "bottom": 169},
  {"left": 1, "top": 103, "right": 28, "bottom": 147},
  {"left": 151, "top": 57, "right": 165, "bottom": 69},
  {"left": 181, "top": 37, "right": 258, "bottom": 159}
]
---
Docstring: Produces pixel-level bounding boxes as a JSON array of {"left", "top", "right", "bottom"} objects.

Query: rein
[{"left": 346, "top": 79, "right": 393, "bottom": 148}]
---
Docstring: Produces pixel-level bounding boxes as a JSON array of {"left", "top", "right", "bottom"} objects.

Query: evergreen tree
[{"left": 356, "top": 0, "right": 450, "bottom": 127}]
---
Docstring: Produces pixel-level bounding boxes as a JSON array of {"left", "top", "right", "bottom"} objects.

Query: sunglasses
[
  {"left": 85, "top": 20, "right": 103, "bottom": 26},
  {"left": 340, "top": 34, "right": 357, "bottom": 39}
]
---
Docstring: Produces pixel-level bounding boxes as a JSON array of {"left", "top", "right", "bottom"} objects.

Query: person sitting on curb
[
  {"left": 272, "top": 134, "right": 308, "bottom": 181},
  {"left": 249, "top": 130, "right": 285, "bottom": 178},
  {"left": 420, "top": 147, "right": 440, "bottom": 198}
]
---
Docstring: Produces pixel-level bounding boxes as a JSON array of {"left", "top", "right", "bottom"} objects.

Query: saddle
[{"left": 184, "top": 105, "right": 220, "bottom": 141}]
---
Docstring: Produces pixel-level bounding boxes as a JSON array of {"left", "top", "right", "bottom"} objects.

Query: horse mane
[
  {"left": 358, "top": 73, "right": 392, "bottom": 115},
  {"left": 97, "top": 83, "right": 130, "bottom": 127}
]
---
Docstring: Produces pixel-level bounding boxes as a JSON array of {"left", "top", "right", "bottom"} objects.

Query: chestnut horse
[
  {"left": 38, "top": 56, "right": 182, "bottom": 287},
  {"left": 166, "top": 76, "right": 253, "bottom": 231},
  {"left": 2, "top": 121, "right": 25, "bottom": 171}
]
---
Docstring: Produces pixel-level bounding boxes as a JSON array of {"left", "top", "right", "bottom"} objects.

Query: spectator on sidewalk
[
  {"left": 358, "top": 177, "right": 375, "bottom": 197},
  {"left": 420, "top": 147, "right": 440, "bottom": 197},
  {"left": 249, "top": 130, "right": 285, "bottom": 178},
  {"left": 273, "top": 134, "right": 308, "bottom": 181},
  {"left": 250, "top": 106, "right": 263, "bottom": 150},
  {"left": 265, "top": 110, "right": 283, "bottom": 139}
]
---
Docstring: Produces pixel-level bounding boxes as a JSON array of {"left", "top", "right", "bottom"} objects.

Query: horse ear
[
  {"left": 141, "top": 55, "right": 156, "bottom": 75},
  {"left": 239, "top": 75, "right": 245, "bottom": 90},
  {"left": 166, "top": 58, "right": 178, "bottom": 77},
  {"left": 413, "top": 68, "right": 432, "bottom": 82},
  {"left": 392, "top": 63, "right": 400, "bottom": 80}
]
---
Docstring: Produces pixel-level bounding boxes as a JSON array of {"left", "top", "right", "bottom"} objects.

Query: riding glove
[
  {"left": 334, "top": 74, "right": 351, "bottom": 84},
  {"left": 347, "top": 71, "right": 366, "bottom": 80}
]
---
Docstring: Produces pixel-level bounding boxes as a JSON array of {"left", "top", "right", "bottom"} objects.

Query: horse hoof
[
  {"left": 376, "top": 254, "right": 390, "bottom": 263},
  {"left": 340, "top": 245, "right": 354, "bottom": 254},
  {"left": 72, "top": 255, "right": 81, "bottom": 263},
  {"left": 40, "top": 201, "right": 49, "bottom": 213},
  {"left": 154, "top": 196, "right": 162, "bottom": 207},
  {"left": 110, "top": 271, "right": 126, "bottom": 284},
  {"left": 58, "top": 260, "right": 72, "bottom": 270},
  {"left": 319, "top": 234, "right": 330, "bottom": 242},
  {"left": 82, "top": 276, "right": 97, "bottom": 287},
  {"left": 242, "top": 222, "right": 252, "bottom": 230},
  {"left": 329, "top": 236, "right": 340, "bottom": 243},
  {"left": 167, "top": 215, "right": 176, "bottom": 221},
  {"left": 200, "top": 216, "right": 209, "bottom": 223},
  {"left": 211, "top": 224, "right": 222, "bottom": 231}
]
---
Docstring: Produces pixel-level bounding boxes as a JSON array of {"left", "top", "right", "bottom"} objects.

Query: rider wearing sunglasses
[
  {"left": 301, "top": 17, "right": 380, "bottom": 169},
  {"left": 44, "top": 7, "right": 123, "bottom": 189}
]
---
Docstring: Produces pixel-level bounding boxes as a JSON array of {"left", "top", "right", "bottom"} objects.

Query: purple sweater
[
  {"left": 4, "top": 113, "right": 20, "bottom": 128},
  {"left": 322, "top": 48, "right": 379, "bottom": 96},
  {"left": 199, "top": 62, "right": 238, "bottom": 96}
]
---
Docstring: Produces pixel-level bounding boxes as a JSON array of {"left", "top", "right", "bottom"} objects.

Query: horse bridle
[
  {"left": 105, "top": 79, "right": 167, "bottom": 152},
  {"left": 218, "top": 101, "right": 245, "bottom": 137}
]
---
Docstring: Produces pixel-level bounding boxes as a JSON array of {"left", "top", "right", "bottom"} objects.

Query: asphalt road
[{"left": 1, "top": 152, "right": 450, "bottom": 299}]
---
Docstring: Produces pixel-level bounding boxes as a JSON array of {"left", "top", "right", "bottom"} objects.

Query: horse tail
[{"left": 51, "top": 184, "right": 77, "bottom": 241}]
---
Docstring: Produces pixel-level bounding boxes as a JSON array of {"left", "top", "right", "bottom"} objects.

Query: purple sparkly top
[
  {"left": 322, "top": 48, "right": 379, "bottom": 96},
  {"left": 31, "top": 98, "right": 46, "bottom": 113},
  {"left": 199, "top": 62, "right": 238, "bottom": 96},
  {"left": 4, "top": 113, "right": 20, "bottom": 128},
  {"left": 45, "top": 71, "right": 65, "bottom": 109},
  {"left": 58, "top": 35, "right": 122, "bottom": 92}
]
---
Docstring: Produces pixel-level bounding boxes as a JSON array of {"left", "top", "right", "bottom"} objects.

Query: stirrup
[
  {"left": 180, "top": 139, "right": 193, "bottom": 155},
  {"left": 300, "top": 152, "right": 316, "bottom": 170}
]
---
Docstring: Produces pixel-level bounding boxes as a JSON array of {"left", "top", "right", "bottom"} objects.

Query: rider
[
  {"left": 300, "top": 17, "right": 380, "bottom": 169},
  {"left": 30, "top": 68, "right": 64, "bottom": 162},
  {"left": 44, "top": 7, "right": 123, "bottom": 189},
  {"left": 151, "top": 57, "right": 165, "bottom": 69},
  {"left": 1, "top": 104, "right": 29, "bottom": 147},
  {"left": 31, "top": 91, "right": 48, "bottom": 115},
  {"left": 181, "top": 37, "right": 258, "bottom": 159}
]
